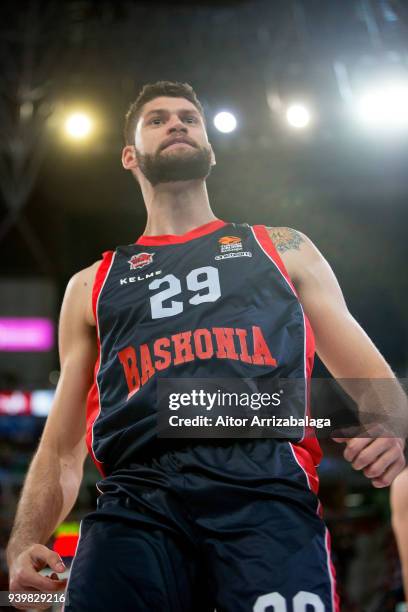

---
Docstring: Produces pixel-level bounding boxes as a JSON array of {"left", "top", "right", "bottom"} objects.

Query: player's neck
[{"left": 141, "top": 180, "right": 217, "bottom": 236}]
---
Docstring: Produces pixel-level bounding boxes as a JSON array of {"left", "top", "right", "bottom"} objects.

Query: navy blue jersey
[{"left": 86, "top": 219, "right": 322, "bottom": 478}]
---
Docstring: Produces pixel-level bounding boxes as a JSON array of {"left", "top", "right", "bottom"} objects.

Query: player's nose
[{"left": 167, "top": 116, "right": 187, "bottom": 134}]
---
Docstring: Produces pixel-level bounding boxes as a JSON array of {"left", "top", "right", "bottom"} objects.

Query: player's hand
[
  {"left": 8, "top": 544, "right": 67, "bottom": 610},
  {"left": 332, "top": 435, "right": 406, "bottom": 487}
]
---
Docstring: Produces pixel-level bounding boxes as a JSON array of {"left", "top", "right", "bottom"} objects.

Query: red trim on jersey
[
  {"left": 301, "top": 309, "right": 322, "bottom": 469},
  {"left": 86, "top": 376, "right": 105, "bottom": 476},
  {"left": 325, "top": 527, "right": 341, "bottom": 612},
  {"left": 86, "top": 251, "right": 114, "bottom": 477},
  {"left": 289, "top": 442, "right": 319, "bottom": 494},
  {"left": 135, "top": 218, "right": 228, "bottom": 245},
  {"left": 252, "top": 225, "right": 298, "bottom": 294},
  {"left": 92, "top": 251, "right": 113, "bottom": 323}
]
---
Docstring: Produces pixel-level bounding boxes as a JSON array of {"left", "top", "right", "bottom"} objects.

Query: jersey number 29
[{"left": 148, "top": 266, "right": 221, "bottom": 319}]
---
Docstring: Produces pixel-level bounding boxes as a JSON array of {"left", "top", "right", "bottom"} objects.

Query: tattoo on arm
[{"left": 265, "top": 227, "right": 305, "bottom": 254}]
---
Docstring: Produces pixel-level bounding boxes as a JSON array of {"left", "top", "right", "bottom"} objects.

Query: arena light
[
  {"left": 0, "top": 390, "right": 55, "bottom": 416},
  {"left": 0, "top": 317, "right": 54, "bottom": 351},
  {"left": 213, "top": 111, "right": 237, "bottom": 134},
  {"left": 286, "top": 103, "right": 311, "bottom": 129},
  {"left": 65, "top": 112, "right": 93, "bottom": 139},
  {"left": 356, "top": 81, "right": 408, "bottom": 129}
]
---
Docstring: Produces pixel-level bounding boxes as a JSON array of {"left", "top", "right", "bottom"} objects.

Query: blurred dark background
[{"left": 0, "top": 1, "right": 407, "bottom": 610}]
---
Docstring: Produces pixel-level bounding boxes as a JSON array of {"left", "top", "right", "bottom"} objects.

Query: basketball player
[{"left": 6, "top": 81, "right": 406, "bottom": 611}]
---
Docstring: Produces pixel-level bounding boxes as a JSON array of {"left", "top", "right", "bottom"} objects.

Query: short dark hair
[{"left": 123, "top": 80, "right": 205, "bottom": 145}]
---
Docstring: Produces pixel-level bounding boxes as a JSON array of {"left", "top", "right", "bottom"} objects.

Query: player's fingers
[
  {"left": 29, "top": 546, "right": 66, "bottom": 574},
  {"left": 351, "top": 438, "right": 391, "bottom": 471},
  {"left": 11, "top": 567, "right": 66, "bottom": 593},
  {"left": 371, "top": 454, "right": 407, "bottom": 488},
  {"left": 362, "top": 447, "right": 396, "bottom": 480},
  {"left": 341, "top": 437, "right": 373, "bottom": 464}
]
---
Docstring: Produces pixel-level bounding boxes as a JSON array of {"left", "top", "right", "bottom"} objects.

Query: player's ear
[{"left": 122, "top": 145, "right": 138, "bottom": 171}]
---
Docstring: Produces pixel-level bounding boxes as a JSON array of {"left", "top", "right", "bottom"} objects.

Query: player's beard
[{"left": 135, "top": 144, "right": 213, "bottom": 186}]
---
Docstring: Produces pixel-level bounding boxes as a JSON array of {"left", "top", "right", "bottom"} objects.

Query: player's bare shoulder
[
  {"left": 265, "top": 226, "right": 305, "bottom": 254},
  {"left": 265, "top": 226, "right": 308, "bottom": 285},
  {"left": 67, "top": 260, "right": 103, "bottom": 327}
]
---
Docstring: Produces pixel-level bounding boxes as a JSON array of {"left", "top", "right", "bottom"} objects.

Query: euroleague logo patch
[
  {"left": 218, "top": 235, "right": 241, "bottom": 245},
  {"left": 128, "top": 252, "right": 155, "bottom": 270},
  {"left": 218, "top": 236, "right": 242, "bottom": 253},
  {"left": 215, "top": 236, "right": 252, "bottom": 260}
]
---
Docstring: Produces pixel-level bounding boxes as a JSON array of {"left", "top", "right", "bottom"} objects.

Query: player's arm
[
  {"left": 268, "top": 227, "right": 406, "bottom": 487},
  {"left": 391, "top": 467, "right": 408, "bottom": 602},
  {"left": 6, "top": 263, "right": 99, "bottom": 603}
]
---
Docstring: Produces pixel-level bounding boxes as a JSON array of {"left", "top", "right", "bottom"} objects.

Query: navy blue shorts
[{"left": 64, "top": 440, "right": 339, "bottom": 611}]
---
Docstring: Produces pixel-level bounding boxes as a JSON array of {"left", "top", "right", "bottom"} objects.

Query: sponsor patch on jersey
[
  {"left": 128, "top": 252, "right": 155, "bottom": 271},
  {"left": 216, "top": 235, "right": 251, "bottom": 259},
  {"left": 120, "top": 270, "right": 162, "bottom": 285},
  {"left": 218, "top": 235, "right": 241, "bottom": 245},
  {"left": 215, "top": 251, "right": 252, "bottom": 260},
  {"left": 218, "top": 236, "right": 243, "bottom": 253}
]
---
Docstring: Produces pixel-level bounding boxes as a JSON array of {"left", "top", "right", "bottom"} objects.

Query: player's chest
[{"left": 98, "top": 243, "right": 288, "bottom": 326}]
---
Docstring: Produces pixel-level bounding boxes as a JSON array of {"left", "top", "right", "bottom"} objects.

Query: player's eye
[{"left": 185, "top": 116, "right": 197, "bottom": 123}]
